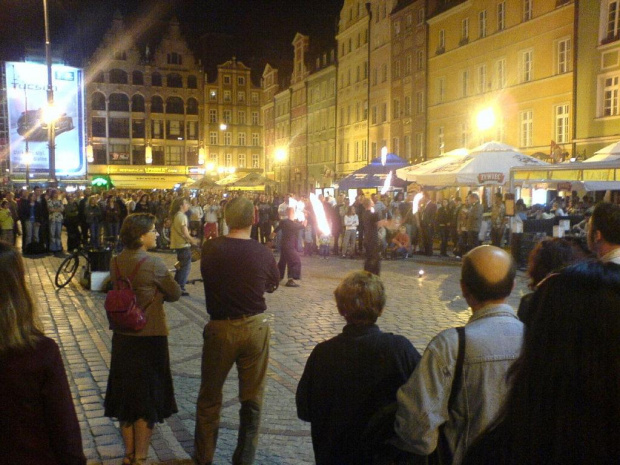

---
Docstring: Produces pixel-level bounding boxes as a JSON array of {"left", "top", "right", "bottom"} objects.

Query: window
[
  {"left": 603, "top": 75, "right": 620, "bottom": 116},
  {"left": 496, "top": 59, "right": 506, "bottom": 89},
  {"left": 166, "top": 96, "right": 184, "bottom": 115},
  {"left": 223, "top": 110, "right": 232, "bottom": 123},
  {"left": 223, "top": 75, "right": 231, "bottom": 85},
  {"left": 109, "top": 118, "right": 129, "bottom": 138},
  {"left": 405, "top": 55, "right": 412, "bottom": 75},
  {"left": 393, "top": 60, "right": 401, "bottom": 79},
  {"left": 237, "top": 91, "right": 246, "bottom": 102},
  {"left": 110, "top": 144, "right": 130, "bottom": 164},
  {"left": 165, "top": 146, "right": 183, "bottom": 165},
  {"left": 224, "top": 132, "right": 232, "bottom": 145},
  {"left": 404, "top": 95, "right": 412, "bottom": 115},
  {"left": 479, "top": 10, "right": 487, "bottom": 38},
  {"left": 523, "top": 0, "right": 532, "bottom": 21},
  {"left": 187, "top": 98, "right": 199, "bottom": 115},
  {"left": 606, "top": 0, "right": 620, "bottom": 41},
  {"left": 392, "top": 138, "right": 400, "bottom": 156},
  {"left": 238, "top": 153, "right": 246, "bottom": 168},
  {"left": 252, "top": 154, "right": 260, "bottom": 168},
  {"left": 418, "top": 8, "right": 425, "bottom": 25},
  {"left": 113, "top": 50, "right": 126, "bottom": 60},
  {"left": 461, "top": 70, "right": 469, "bottom": 97},
  {"left": 372, "top": 106, "right": 377, "bottom": 124},
  {"left": 393, "top": 99, "right": 400, "bottom": 119},
  {"left": 252, "top": 112, "right": 259, "bottom": 125},
  {"left": 416, "top": 51, "right": 424, "bottom": 71},
  {"left": 166, "top": 120, "right": 184, "bottom": 140},
  {"left": 238, "top": 111, "right": 246, "bottom": 124},
  {"left": 557, "top": 38, "right": 571, "bottom": 74},
  {"left": 167, "top": 52, "right": 182, "bottom": 65},
  {"left": 151, "top": 96, "right": 163, "bottom": 113},
  {"left": 167, "top": 73, "right": 182, "bottom": 88},
  {"left": 132, "top": 71, "right": 144, "bottom": 85},
  {"left": 92, "top": 117, "right": 106, "bottom": 137},
  {"left": 209, "top": 153, "right": 218, "bottom": 164},
  {"left": 252, "top": 133, "right": 260, "bottom": 146},
  {"left": 152, "top": 120, "right": 163, "bottom": 139},
  {"left": 381, "top": 103, "right": 387, "bottom": 123},
  {"left": 416, "top": 91, "right": 424, "bottom": 114},
  {"left": 224, "top": 91, "right": 231, "bottom": 102},
  {"left": 209, "top": 109, "right": 217, "bottom": 123},
  {"left": 497, "top": 2, "right": 505, "bottom": 31},
  {"left": 555, "top": 104, "right": 570, "bottom": 144},
  {"left": 520, "top": 110, "right": 533, "bottom": 147},
  {"left": 438, "top": 29, "right": 445, "bottom": 52},
  {"left": 187, "top": 75, "right": 197, "bottom": 89},
  {"left": 238, "top": 76, "right": 245, "bottom": 85},
  {"left": 209, "top": 132, "right": 218, "bottom": 145},
  {"left": 209, "top": 89, "right": 217, "bottom": 101},
  {"left": 477, "top": 65, "right": 487, "bottom": 93},
  {"left": 109, "top": 69, "right": 128, "bottom": 84},
  {"left": 109, "top": 93, "right": 129, "bottom": 111},
  {"left": 395, "top": 21, "right": 401, "bottom": 35},
  {"left": 461, "top": 122, "right": 469, "bottom": 147},
  {"left": 186, "top": 121, "right": 198, "bottom": 140},
  {"left": 252, "top": 92, "right": 259, "bottom": 104},
  {"left": 415, "top": 133, "right": 424, "bottom": 158},
  {"left": 461, "top": 18, "right": 469, "bottom": 43},
  {"left": 437, "top": 77, "right": 445, "bottom": 103},
  {"left": 238, "top": 132, "right": 246, "bottom": 146},
  {"left": 131, "top": 95, "right": 145, "bottom": 112},
  {"left": 382, "top": 64, "right": 388, "bottom": 82},
  {"left": 151, "top": 72, "right": 162, "bottom": 87},
  {"left": 522, "top": 50, "right": 533, "bottom": 82},
  {"left": 92, "top": 92, "right": 106, "bottom": 111},
  {"left": 404, "top": 135, "right": 411, "bottom": 158}
]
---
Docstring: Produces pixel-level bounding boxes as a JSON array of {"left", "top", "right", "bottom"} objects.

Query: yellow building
[
  {"left": 336, "top": 0, "right": 371, "bottom": 176},
  {"left": 426, "top": 0, "right": 574, "bottom": 160}
]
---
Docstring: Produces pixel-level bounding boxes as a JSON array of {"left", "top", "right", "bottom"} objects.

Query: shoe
[
  {"left": 181, "top": 291, "right": 190, "bottom": 296},
  {"left": 122, "top": 453, "right": 134, "bottom": 465},
  {"left": 285, "top": 279, "right": 300, "bottom": 287}
]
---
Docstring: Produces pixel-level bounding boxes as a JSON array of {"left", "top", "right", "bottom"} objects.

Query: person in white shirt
[{"left": 341, "top": 206, "right": 359, "bottom": 258}]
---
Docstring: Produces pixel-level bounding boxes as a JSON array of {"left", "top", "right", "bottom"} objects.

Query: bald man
[{"left": 394, "top": 246, "right": 524, "bottom": 465}]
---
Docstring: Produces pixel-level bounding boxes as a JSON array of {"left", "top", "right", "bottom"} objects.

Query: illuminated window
[
  {"left": 520, "top": 110, "right": 533, "bottom": 147},
  {"left": 555, "top": 104, "right": 570, "bottom": 144}
]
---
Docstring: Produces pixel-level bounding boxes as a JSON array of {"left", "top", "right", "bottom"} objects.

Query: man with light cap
[{"left": 394, "top": 245, "right": 524, "bottom": 464}]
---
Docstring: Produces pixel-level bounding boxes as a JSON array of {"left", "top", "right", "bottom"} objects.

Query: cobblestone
[{"left": 25, "top": 250, "right": 528, "bottom": 464}]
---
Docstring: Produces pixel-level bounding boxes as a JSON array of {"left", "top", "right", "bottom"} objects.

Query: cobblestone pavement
[{"left": 25, "top": 249, "right": 529, "bottom": 465}]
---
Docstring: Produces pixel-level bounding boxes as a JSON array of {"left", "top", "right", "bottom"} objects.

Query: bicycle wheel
[{"left": 55, "top": 254, "right": 80, "bottom": 289}]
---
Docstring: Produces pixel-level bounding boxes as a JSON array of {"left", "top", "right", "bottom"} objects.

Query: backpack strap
[{"left": 113, "top": 256, "right": 148, "bottom": 288}]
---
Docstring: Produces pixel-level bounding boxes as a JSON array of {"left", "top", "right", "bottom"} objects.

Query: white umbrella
[
  {"left": 395, "top": 148, "right": 469, "bottom": 182},
  {"left": 585, "top": 141, "right": 620, "bottom": 162},
  {"left": 415, "top": 141, "right": 548, "bottom": 187}
]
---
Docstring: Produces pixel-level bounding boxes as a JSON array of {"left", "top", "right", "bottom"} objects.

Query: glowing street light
[
  {"left": 275, "top": 147, "right": 288, "bottom": 193},
  {"left": 198, "top": 147, "right": 206, "bottom": 165},
  {"left": 23, "top": 150, "right": 33, "bottom": 188},
  {"left": 476, "top": 107, "right": 496, "bottom": 132},
  {"left": 145, "top": 145, "right": 153, "bottom": 164},
  {"left": 219, "top": 123, "right": 228, "bottom": 131}
]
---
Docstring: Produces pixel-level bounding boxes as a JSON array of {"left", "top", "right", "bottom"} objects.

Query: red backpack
[{"left": 104, "top": 257, "right": 148, "bottom": 331}]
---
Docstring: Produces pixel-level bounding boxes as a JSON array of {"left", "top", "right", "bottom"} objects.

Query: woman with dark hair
[
  {"left": 102, "top": 196, "right": 121, "bottom": 246},
  {"left": 517, "top": 237, "right": 577, "bottom": 326},
  {"left": 133, "top": 194, "right": 152, "bottom": 214},
  {"left": 463, "top": 261, "right": 620, "bottom": 465},
  {"left": 0, "top": 241, "right": 86, "bottom": 464},
  {"left": 104, "top": 214, "right": 182, "bottom": 465}
]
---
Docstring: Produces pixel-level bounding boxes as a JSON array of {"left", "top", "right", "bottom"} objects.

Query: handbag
[{"left": 104, "top": 257, "right": 148, "bottom": 331}]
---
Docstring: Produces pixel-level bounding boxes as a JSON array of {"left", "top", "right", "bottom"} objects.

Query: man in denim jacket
[{"left": 394, "top": 245, "right": 524, "bottom": 465}]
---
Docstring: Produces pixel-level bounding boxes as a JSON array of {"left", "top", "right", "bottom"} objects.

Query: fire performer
[{"left": 273, "top": 207, "right": 306, "bottom": 287}]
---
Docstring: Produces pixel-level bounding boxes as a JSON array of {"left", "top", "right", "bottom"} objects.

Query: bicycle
[{"left": 54, "top": 236, "right": 119, "bottom": 289}]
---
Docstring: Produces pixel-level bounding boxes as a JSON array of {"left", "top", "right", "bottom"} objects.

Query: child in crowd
[{"left": 160, "top": 218, "right": 171, "bottom": 249}]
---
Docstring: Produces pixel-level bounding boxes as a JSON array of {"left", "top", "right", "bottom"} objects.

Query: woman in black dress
[{"left": 104, "top": 214, "right": 181, "bottom": 464}]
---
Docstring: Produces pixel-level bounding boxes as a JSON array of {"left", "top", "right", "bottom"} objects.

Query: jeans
[
  {"left": 194, "top": 315, "right": 270, "bottom": 465},
  {"left": 49, "top": 220, "right": 63, "bottom": 252},
  {"left": 24, "top": 220, "right": 40, "bottom": 246},
  {"left": 89, "top": 221, "right": 100, "bottom": 248},
  {"left": 342, "top": 229, "right": 356, "bottom": 256},
  {"left": 174, "top": 247, "right": 192, "bottom": 291}
]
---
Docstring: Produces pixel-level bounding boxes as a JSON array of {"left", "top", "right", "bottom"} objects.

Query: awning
[{"left": 104, "top": 175, "right": 193, "bottom": 189}]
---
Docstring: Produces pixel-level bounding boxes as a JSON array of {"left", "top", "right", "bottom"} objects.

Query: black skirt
[{"left": 104, "top": 334, "right": 178, "bottom": 425}]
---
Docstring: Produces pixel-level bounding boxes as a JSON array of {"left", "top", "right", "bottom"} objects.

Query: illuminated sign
[{"left": 5, "top": 61, "right": 86, "bottom": 177}]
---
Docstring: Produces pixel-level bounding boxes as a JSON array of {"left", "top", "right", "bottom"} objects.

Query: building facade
[
  {"left": 390, "top": 0, "right": 427, "bottom": 164},
  {"left": 574, "top": 0, "right": 620, "bottom": 158},
  {"left": 85, "top": 14, "right": 205, "bottom": 189},
  {"left": 204, "top": 57, "right": 263, "bottom": 176},
  {"left": 426, "top": 0, "right": 574, "bottom": 160}
]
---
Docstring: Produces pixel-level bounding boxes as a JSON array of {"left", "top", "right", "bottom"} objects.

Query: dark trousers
[
  {"left": 258, "top": 222, "right": 271, "bottom": 244},
  {"left": 278, "top": 246, "right": 301, "bottom": 280},
  {"left": 439, "top": 225, "right": 449, "bottom": 255},
  {"left": 467, "top": 230, "right": 480, "bottom": 251},
  {"left": 364, "top": 242, "right": 381, "bottom": 276},
  {"left": 423, "top": 225, "right": 435, "bottom": 256},
  {"left": 491, "top": 227, "right": 504, "bottom": 247}
]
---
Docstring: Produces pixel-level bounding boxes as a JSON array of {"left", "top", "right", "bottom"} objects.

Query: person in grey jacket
[
  {"left": 394, "top": 245, "right": 524, "bottom": 465},
  {"left": 466, "top": 193, "right": 484, "bottom": 251}
]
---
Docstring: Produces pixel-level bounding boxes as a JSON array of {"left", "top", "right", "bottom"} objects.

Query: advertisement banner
[{"left": 5, "top": 61, "right": 85, "bottom": 177}]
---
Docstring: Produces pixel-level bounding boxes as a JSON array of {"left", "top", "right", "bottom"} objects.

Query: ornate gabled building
[{"left": 85, "top": 13, "right": 205, "bottom": 189}]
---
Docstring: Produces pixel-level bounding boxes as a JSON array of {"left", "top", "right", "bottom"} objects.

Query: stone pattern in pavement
[{"left": 25, "top": 250, "right": 529, "bottom": 464}]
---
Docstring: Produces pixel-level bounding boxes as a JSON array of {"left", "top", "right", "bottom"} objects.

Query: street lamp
[
  {"left": 145, "top": 145, "right": 153, "bottom": 164},
  {"left": 476, "top": 107, "right": 496, "bottom": 143},
  {"left": 275, "top": 147, "right": 287, "bottom": 194},
  {"left": 43, "top": 0, "right": 57, "bottom": 186}
]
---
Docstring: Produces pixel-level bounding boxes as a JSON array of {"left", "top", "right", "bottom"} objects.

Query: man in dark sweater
[
  {"left": 273, "top": 207, "right": 306, "bottom": 287},
  {"left": 297, "top": 271, "right": 421, "bottom": 464},
  {"left": 194, "top": 197, "right": 280, "bottom": 465}
]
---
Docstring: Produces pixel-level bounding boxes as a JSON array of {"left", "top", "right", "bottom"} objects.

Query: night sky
[{"left": 0, "top": 0, "right": 344, "bottom": 70}]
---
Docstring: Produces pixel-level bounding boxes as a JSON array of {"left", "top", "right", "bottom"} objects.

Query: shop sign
[{"left": 478, "top": 172, "right": 505, "bottom": 184}]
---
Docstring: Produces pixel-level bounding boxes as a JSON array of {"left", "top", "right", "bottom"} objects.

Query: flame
[
  {"left": 309, "top": 193, "right": 331, "bottom": 236},
  {"left": 412, "top": 192, "right": 424, "bottom": 214},
  {"left": 381, "top": 146, "right": 388, "bottom": 166},
  {"left": 381, "top": 171, "right": 393, "bottom": 195}
]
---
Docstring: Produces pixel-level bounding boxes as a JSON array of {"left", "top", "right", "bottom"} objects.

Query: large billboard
[{"left": 5, "top": 61, "right": 85, "bottom": 177}]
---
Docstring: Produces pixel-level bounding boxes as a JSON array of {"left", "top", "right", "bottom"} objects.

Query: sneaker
[
  {"left": 285, "top": 279, "right": 300, "bottom": 287},
  {"left": 181, "top": 291, "right": 190, "bottom": 296}
]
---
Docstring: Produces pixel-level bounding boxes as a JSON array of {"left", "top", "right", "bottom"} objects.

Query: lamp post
[
  {"left": 476, "top": 107, "right": 496, "bottom": 144},
  {"left": 43, "top": 0, "right": 57, "bottom": 186},
  {"left": 23, "top": 150, "right": 32, "bottom": 189}
]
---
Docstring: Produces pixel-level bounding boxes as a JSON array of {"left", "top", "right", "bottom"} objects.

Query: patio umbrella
[
  {"left": 585, "top": 141, "right": 620, "bottom": 162},
  {"left": 335, "top": 153, "right": 410, "bottom": 190},
  {"left": 415, "top": 141, "right": 548, "bottom": 187},
  {"left": 187, "top": 175, "right": 219, "bottom": 189},
  {"left": 396, "top": 148, "right": 469, "bottom": 182}
]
